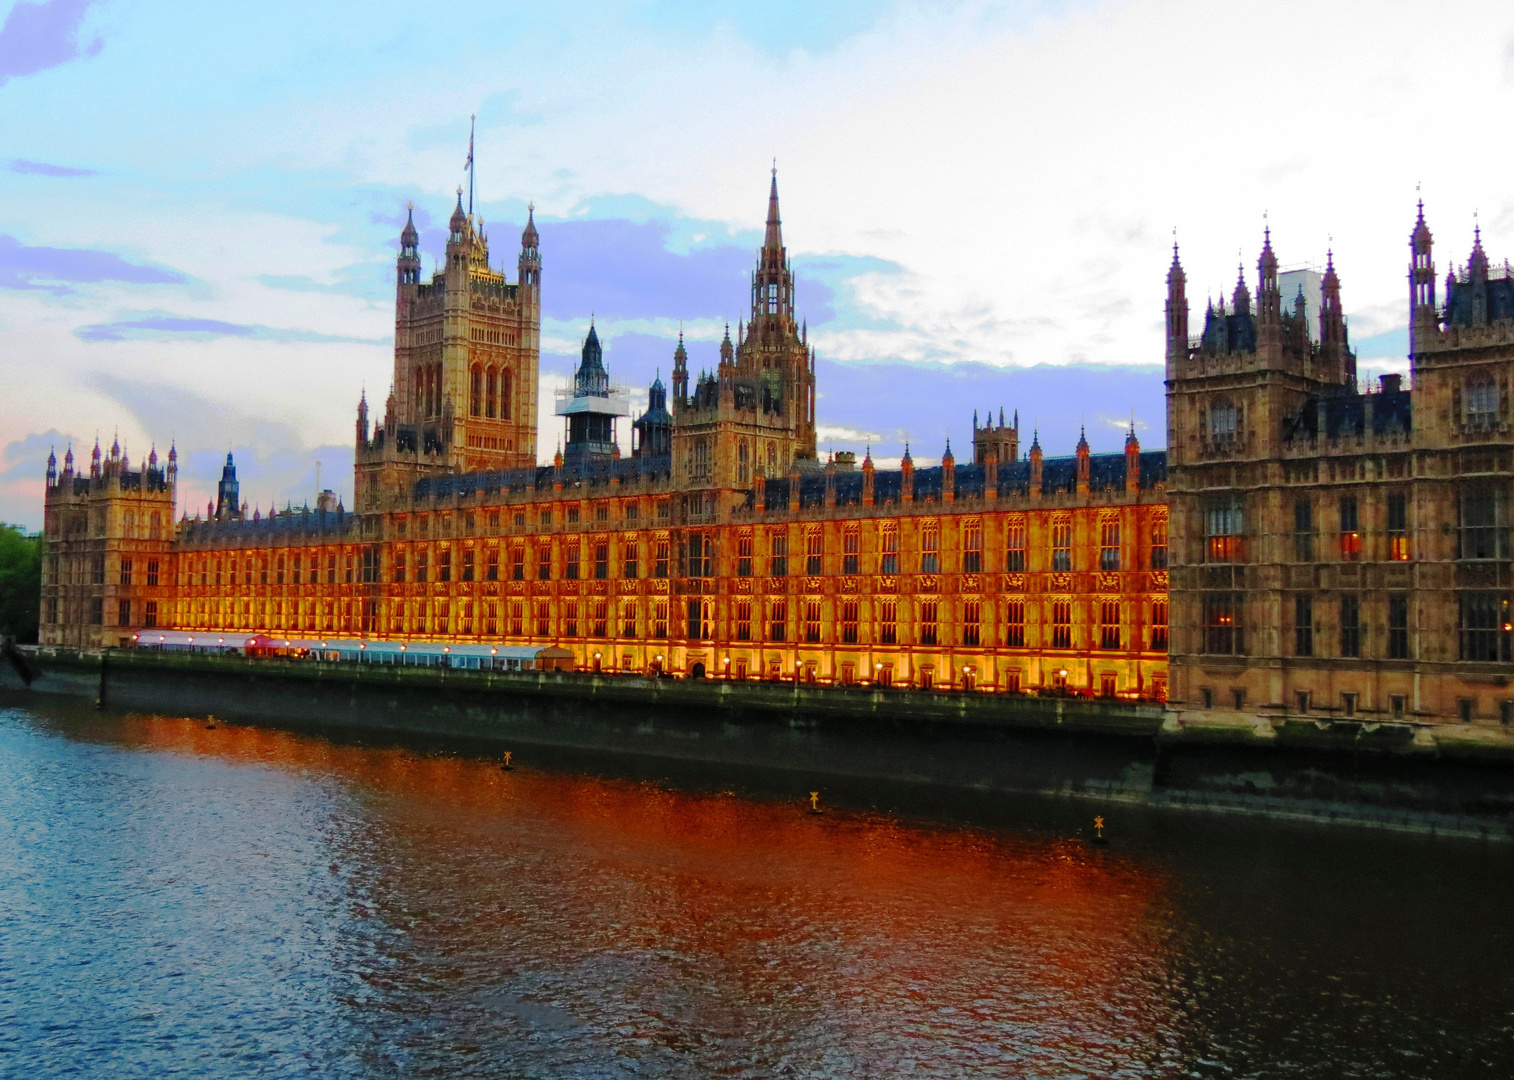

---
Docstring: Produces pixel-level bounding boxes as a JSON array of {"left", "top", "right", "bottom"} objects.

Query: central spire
[{"left": 764, "top": 165, "right": 783, "bottom": 253}]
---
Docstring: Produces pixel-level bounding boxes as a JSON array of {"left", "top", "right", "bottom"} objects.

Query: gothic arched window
[
  {"left": 1209, "top": 399, "right": 1238, "bottom": 442},
  {"left": 486, "top": 369, "right": 497, "bottom": 418},
  {"left": 470, "top": 365, "right": 483, "bottom": 416},
  {"left": 1467, "top": 374, "right": 1499, "bottom": 428},
  {"left": 500, "top": 370, "right": 512, "bottom": 419}
]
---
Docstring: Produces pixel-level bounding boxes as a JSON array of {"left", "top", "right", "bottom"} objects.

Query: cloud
[
  {"left": 0, "top": 234, "right": 184, "bottom": 294},
  {"left": 257, "top": 272, "right": 388, "bottom": 300},
  {"left": 75, "top": 315, "right": 388, "bottom": 346},
  {"left": 0, "top": 0, "right": 102, "bottom": 86},
  {"left": 816, "top": 423, "right": 884, "bottom": 444},
  {"left": 88, "top": 372, "right": 355, "bottom": 514},
  {"left": 0, "top": 428, "right": 77, "bottom": 530},
  {"left": 9, "top": 157, "right": 95, "bottom": 176},
  {"left": 1, "top": 428, "right": 74, "bottom": 482}
]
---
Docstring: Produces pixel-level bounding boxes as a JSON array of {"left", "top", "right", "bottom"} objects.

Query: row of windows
[
  {"left": 1205, "top": 489, "right": 1514, "bottom": 565},
  {"left": 295, "top": 508, "right": 1167, "bottom": 573},
  {"left": 394, "top": 500, "right": 663, "bottom": 537},
  {"left": 48, "top": 597, "right": 161, "bottom": 628},
  {"left": 178, "top": 520, "right": 1170, "bottom": 589},
  {"left": 1292, "top": 594, "right": 1410, "bottom": 659},
  {"left": 173, "top": 596, "right": 1170, "bottom": 650},
  {"left": 45, "top": 556, "right": 160, "bottom": 587},
  {"left": 1203, "top": 591, "right": 1508, "bottom": 662}
]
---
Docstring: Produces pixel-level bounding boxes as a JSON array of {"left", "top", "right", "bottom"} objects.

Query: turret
[
  {"left": 166, "top": 442, "right": 177, "bottom": 484},
  {"left": 671, "top": 330, "right": 689, "bottom": 409},
  {"left": 1468, "top": 222, "right": 1490, "bottom": 327},
  {"left": 1029, "top": 431, "right": 1043, "bottom": 498},
  {"left": 90, "top": 439, "right": 101, "bottom": 479},
  {"left": 397, "top": 204, "right": 420, "bottom": 286},
  {"left": 1125, "top": 422, "right": 1141, "bottom": 495},
  {"left": 447, "top": 189, "right": 467, "bottom": 248},
  {"left": 861, "top": 445, "right": 875, "bottom": 507},
  {"left": 45, "top": 448, "right": 56, "bottom": 486},
  {"left": 1232, "top": 264, "right": 1251, "bottom": 318},
  {"left": 61, "top": 445, "right": 73, "bottom": 479},
  {"left": 900, "top": 442, "right": 914, "bottom": 504},
  {"left": 1253, "top": 227, "right": 1283, "bottom": 364},
  {"left": 1166, "top": 240, "right": 1188, "bottom": 369},
  {"left": 356, "top": 390, "right": 369, "bottom": 446},
  {"left": 941, "top": 438, "right": 955, "bottom": 503},
  {"left": 1409, "top": 199, "right": 1436, "bottom": 358},
  {"left": 518, "top": 203, "right": 540, "bottom": 289},
  {"left": 633, "top": 371, "right": 673, "bottom": 461},
  {"left": 1076, "top": 425, "right": 1091, "bottom": 496},
  {"left": 1320, "top": 249, "right": 1352, "bottom": 385}
]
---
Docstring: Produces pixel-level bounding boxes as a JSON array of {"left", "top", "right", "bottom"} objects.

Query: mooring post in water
[{"left": 95, "top": 651, "right": 107, "bottom": 710}]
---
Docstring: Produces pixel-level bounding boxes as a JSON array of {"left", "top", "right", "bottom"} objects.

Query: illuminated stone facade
[
  {"left": 1166, "top": 206, "right": 1514, "bottom": 728},
  {"left": 39, "top": 173, "right": 1169, "bottom": 696},
  {"left": 353, "top": 192, "right": 542, "bottom": 511},
  {"left": 39, "top": 441, "right": 178, "bottom": 649}
]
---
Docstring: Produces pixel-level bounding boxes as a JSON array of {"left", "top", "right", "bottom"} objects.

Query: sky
[{"left": 3, "top": 0, "right": 1514, "bottom": 528}]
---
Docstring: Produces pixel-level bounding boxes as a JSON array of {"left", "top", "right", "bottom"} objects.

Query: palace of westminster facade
[{"left": 36, "top": 172, "right": 1514, "bottom": 728}]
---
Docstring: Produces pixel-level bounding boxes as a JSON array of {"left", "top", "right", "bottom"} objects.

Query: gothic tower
[
  {"left": 670, "top": 169, "right": 818, "bottom": 500},
  {"left": 355, "top": 188, "right": 542, "bottom": 510}
]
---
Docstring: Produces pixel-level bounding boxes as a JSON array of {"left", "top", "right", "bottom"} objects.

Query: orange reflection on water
[{"left": 124, "top": 713, "right": 1185, "bottom": 1074}]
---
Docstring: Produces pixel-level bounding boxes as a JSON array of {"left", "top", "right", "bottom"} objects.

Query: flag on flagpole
[{"left": 465, "top": 114, "right": 475, "bottom": 214}]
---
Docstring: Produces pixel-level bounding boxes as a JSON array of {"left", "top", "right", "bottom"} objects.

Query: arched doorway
[{"left": 689, "top": 662, "right": 706, "bottom": 680}]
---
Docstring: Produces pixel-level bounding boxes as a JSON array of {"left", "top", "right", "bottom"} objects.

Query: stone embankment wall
[{"left": 5, "top": 647, "right": 1513, "bottom": 840}]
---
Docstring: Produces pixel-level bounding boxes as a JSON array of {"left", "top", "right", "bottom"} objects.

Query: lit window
[
  {"left": 1052, "top": 522, "right": 1072, "bottom": 571},
  {"left": 962, "top": 521, "right": 982, "bottom": 573},
  {"left": 1388, "top": 493, "right": 1410, "bottom": 561},
  {"left": 1339, "top": 496, "right": 1361, "bottom": 561},
  {"left": 1005, "top": 600, "right": 1025, "bottom": 647},
  {"left": 1205, "top": 497, "right": 1244, "bottom": 563},
  {"left": 920, "top": 525, "right": 939, "bottom": 574},
  {"left": 1005, "top": 520, "right": 1026, "bottom": 571}
]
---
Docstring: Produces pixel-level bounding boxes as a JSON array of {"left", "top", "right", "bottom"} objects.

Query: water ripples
[{"left": 1, "top": 702, "right": 1511, "bottom": 1077}]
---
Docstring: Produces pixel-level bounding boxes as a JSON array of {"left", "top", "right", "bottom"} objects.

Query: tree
[{"left": 0, "top": 524, "right": 41, "bottom": 643}]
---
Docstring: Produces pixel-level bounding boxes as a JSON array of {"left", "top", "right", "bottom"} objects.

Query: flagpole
[{"left": 467, "top": 114, "right": 475, "bottom": 216}]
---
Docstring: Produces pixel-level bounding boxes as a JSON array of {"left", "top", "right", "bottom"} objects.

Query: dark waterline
[{"left": 2, "top": 699, "right": 1512, "bottom": 1078}]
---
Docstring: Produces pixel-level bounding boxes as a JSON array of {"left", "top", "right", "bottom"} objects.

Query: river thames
[{"left": 2, "top": 698, "right": 1511, "bottom": 1078}]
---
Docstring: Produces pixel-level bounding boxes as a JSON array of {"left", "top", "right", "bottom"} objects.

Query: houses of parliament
[{"left": 37, "top": 171, "right": 1514, "bottom": 731}]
